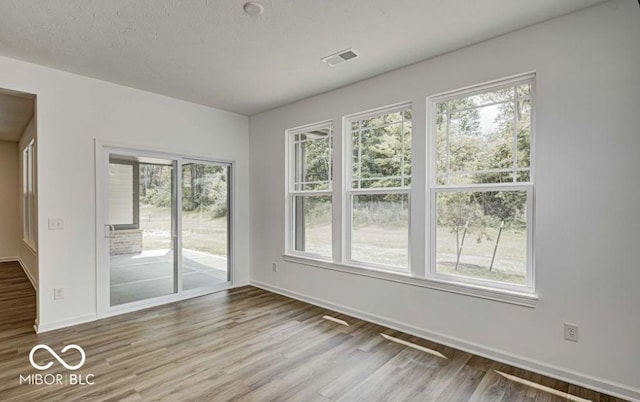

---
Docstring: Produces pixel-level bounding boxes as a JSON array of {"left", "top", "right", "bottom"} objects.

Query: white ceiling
[
  {"left": 0, "top": 0, "right": 607, "bottom": 116},
  {"left": 0, "top": 91, "right": 34, "bottom": 142}
]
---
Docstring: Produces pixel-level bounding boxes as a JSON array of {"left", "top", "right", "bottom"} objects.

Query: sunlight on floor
[
  {"left": 322, "top": 315, "right": 350, "bottom": 326},
  {"left": 380, "top": 333, "right": 447, "bottom": 359},
  {"left": 494, "top": 370, "right": 592, "bottom": 402}
]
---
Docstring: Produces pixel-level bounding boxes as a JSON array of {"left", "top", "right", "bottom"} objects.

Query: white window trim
[
  {"left": 284, "top": 120, "right": 334, "bottom": 261},
  {"left": 426, "top": 72, "right": 536, "bottom": 295},
  {"left": 281, "top": 74, "right": 539, "bottom": 308},
  {"left": 23, "top": 140, "right": 37, "bottom": 249},
  {"left": 282, "top": 253, "right": 538, "bottom": 307},
  {"left": 95, "top": 139, "right": 237, "bottom": 318},
  {"left": 343, "top": 102, "right": 412, "bottom": 271}
]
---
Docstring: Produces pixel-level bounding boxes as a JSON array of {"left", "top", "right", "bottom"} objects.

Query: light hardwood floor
[{"left": 0, "top": 261, "right": 626, "bottom": 401}]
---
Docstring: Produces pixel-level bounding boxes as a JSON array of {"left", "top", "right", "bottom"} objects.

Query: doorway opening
[{"left": 0, "top": 87, "right": 38, "bottom": 331}]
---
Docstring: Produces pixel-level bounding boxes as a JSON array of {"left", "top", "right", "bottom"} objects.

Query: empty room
[{"left": 0, "top": 0, "right": 638, "bottom": 401}]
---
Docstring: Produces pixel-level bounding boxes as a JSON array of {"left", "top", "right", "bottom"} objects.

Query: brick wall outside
[{"left": 110, "top": 229, "right": 143, "bottom": 255}]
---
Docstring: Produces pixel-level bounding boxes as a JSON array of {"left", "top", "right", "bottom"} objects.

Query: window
[
  {"left": 108, "top": 158, "right": 140, "bottom": 230},
  {"left": 428, "top": 74, "right": 534, "bottom": 291},
  {"left": 22, "top": 140, "right": 36, "bottom": 247},
  {"left": 283, "top": 75, "right": 536, "bottom": 303},
  {"left": 286, "top": 122, "right": 333, "bottom": 259},
  {"left": 345, "top": 103, "right": 412, "bottom": 270}
]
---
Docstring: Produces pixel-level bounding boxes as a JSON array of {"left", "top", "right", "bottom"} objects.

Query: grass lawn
[
  {"left": 304, "top": 222, "right": 408, "bottom": 268},
  {"left": 304, "top": 221, "right": 526, "bottom": 284},
  {"left": 436, "top": 225, "right": 526, "bottom": 285},
  {"left": 139, "top": 202, "right": 526, "bottom": 285},
  {"left": 139, "top": 204, "right": 228, "bottom": 256}
]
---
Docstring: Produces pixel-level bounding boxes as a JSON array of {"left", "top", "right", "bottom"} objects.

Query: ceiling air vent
[{"left": 321, "top": 48, "right": 359, "bottom": 67}]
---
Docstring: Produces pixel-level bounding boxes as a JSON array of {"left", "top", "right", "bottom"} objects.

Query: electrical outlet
[
  {"left": 48, "top": 218, "right": 64, "bottom": 230},
  {"left": 54, "top": 288, "right": 64, "bottom": 300},
  {"left": 564, "top": 323, "right": 579, "bottom": 342},
  {"left": 272, "top": 263, "right": 277, "bottom": 272}
]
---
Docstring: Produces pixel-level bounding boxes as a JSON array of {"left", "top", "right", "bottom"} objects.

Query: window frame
[
  {"left": 426, "top": 73, "right": 536, "bottom": 293},
  {"left": 284, "top": 120, "right": 334, "bottom": 261},
  {"left": 343, "top": 102, "right": 412, "bottom": 271},
  {"left": 281, "top": 75, "right": 538, "bottom": 307}
]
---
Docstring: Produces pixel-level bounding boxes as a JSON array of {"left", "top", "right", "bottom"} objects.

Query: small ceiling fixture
[
  {"left": 321, "top": 48, "right": 359, "bottom": 67},
  {"left": 243, "top": 1, "right": 264, "bottom": 16}
]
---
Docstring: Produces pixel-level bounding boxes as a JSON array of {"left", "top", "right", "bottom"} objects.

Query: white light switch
[{"left": 48, "top": 218, "right": 64, "bottom": 230}]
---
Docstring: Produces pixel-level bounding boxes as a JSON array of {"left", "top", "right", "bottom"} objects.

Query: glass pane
[
  {"left": 437, "top": 101, "right": 517, "bottom": 185},
  {"left": 352, "top": 110, "right": 411, "bottom": 188},
  {"left": 517, "top": 83, "right": 531, "bottom": 98},
  {"left": 182, "top": 163, "right": 230, "bottom": 291},
  {"left": 110, "top": 156, "right": 176, "bottom": 306},
  {"left": 517, "top": 169, "right": 530, "bottom": 182},
  {"left": 443, "top": 171, "right": 513, "bottom": 185},
  {"left": 351, "top": 193, "right": 409, "bottom": 269},
  {"left": 294, "top": 127, "right": 332, "bottom": 190},
  {"left": 293, "top": 195, "right": 332, "bottom": 258},
  {"left": 108, "top": 163, "right": 134, "bottom": 225},
  {"left": 403, "top": 120, "right": 412, "bottom": 183},
  {"left": 517, "top": 99, "right": 531, "bottom": 171},
  {"left": 352, "top": 130, "right": 361, "bottom": 187},
  {"left": 438, "top": 87, "right": 515, "bottom": 112},
  {"left": 359, "top": 177, "right": 402, "bottom": 188},
  {"left": 361, "top": 111, "right": 402, "bottom": 129},
  {"left": 456, "top": 104, "right": 512, "bottom": 176},
  {"left": 435, "top": 111, "right": 448, "bottom": 180},
  {"left": 435, "top": 81, "right": 533, "bottom": 186},
  {"left": 466, "top": 87, "right": 515, "bottom": 107},
  {"left": 435, "top": 191, "right": 527, "bottom": 286}
]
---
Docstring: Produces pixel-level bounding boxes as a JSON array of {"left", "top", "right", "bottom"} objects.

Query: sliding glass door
[
  {"left": 181, "top": 161, "right": 230, "bottom": 290},
  {"left": 102, "top": 148, "right": 232, "bottom": 312},
  {"left": 108, "top": 155, "right": 177, "bottom": 306}
]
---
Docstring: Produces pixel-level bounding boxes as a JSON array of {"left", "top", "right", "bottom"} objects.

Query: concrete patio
[{"left": 110, "top": 248, "right": 228, "bottom": 305}]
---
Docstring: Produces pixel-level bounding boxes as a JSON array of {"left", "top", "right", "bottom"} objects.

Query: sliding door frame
[
  {"left": 180, "top": 158, "right": 234, "bottom": 292},
  {"left": 95, "top": 140, "right": 235, "bottom": 318}
]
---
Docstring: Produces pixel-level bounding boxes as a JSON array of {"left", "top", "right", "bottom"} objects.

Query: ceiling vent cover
[{"left": 321, "top": 48, "right": 359, "bottom": 67}]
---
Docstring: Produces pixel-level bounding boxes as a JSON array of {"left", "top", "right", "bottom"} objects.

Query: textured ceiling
[
  {"left": 0, "top": 0, "right": 608, "bottom": 115},
  {"left": 0, "top": 91, "right": 34, "bottom": 142}
]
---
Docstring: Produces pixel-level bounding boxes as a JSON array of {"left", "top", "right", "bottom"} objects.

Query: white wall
[
  {"left": 0, "top": 140, "right": 19, "bottom": 260},
  {"left": 18, "top": 117, "right": 38, "bottom": 288},
  {"left": 0, "top": 57, "right": 250, "bottom": 332},
  {"left": 249, "top": 0, "right": 640, "bottom": 398}
]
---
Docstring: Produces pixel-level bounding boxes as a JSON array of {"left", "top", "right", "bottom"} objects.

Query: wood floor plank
[{"left": 0, "top": 263, "right": 629, "bottom": 401}]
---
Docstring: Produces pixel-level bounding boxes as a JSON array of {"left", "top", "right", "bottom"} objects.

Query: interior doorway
[{"left": 0, "top": 87, "right": 38, "bottom": 331}]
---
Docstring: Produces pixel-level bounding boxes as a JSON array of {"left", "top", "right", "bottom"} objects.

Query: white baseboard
[
  {"left": 36, "top": 313, "right": 97, "bottom": 333},
  {"left": 17, "top": 258, "right": 37, "bottom": 291},
  {"left": 0, "top": 256, "right": 20, "bottom": 263},
  {"left": 250, "top": 280, "right": 640, "bottom": 402}
]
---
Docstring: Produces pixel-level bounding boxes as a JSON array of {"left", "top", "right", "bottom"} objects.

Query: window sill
[{"left": 282, "top": 254, "right": 538, "bottom": 308}]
